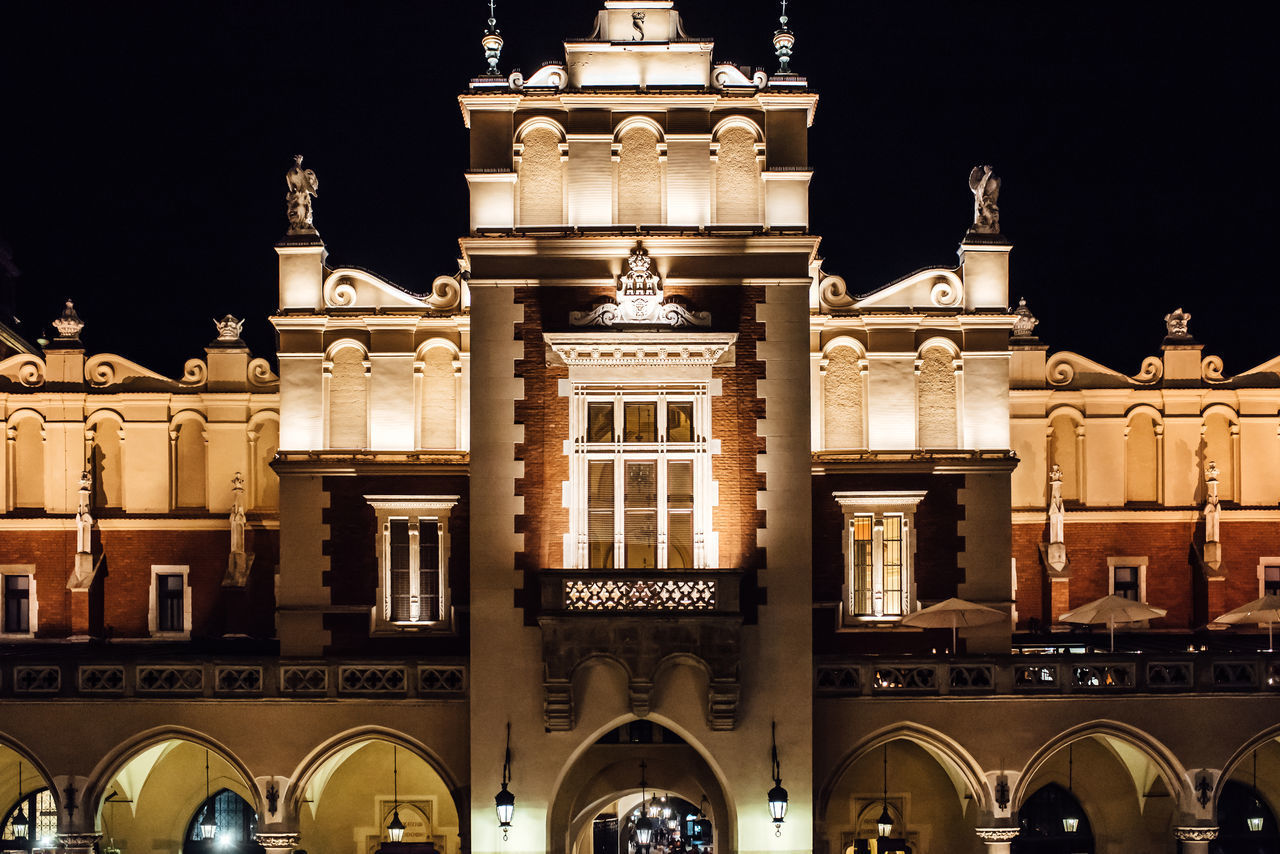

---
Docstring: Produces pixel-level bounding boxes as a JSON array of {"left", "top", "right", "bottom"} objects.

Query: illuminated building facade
[{"left": 1, "top": 4, "right": 1278, "bottom": 854}]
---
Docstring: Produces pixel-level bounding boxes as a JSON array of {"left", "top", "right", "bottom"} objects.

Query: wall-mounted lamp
[
  {"left": 495, "top": 723, "right": 515, "bottom": 841},
  {"left": 767, "top": 722, "right": 789, "bottom": 836}
]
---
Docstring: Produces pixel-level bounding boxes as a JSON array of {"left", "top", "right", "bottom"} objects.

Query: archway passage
[
  {"left": 613, "top": 794, "right": 709, "bottom": 854},
  {"left": 1212, "top": 781, "right": 1279, "bottom": 853},
  {"left": 296, "top": 737, "right": 460, "bottom": 854},
  {"left": 1, "top": 741, "right": 57, "bottom": 853},
  {"left": 183, "top": 789, "right": 262, "bottom": 854},
  {"left": 1011, "top": 784, "right": 1094, "bottom": 854},
  {"left": 95, "top": 737, "right": 258, "bottom": 854}
]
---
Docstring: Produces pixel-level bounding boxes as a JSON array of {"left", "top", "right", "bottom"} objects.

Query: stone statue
[
  {"left": 230, "top": 472, "right": 247, "bottom": 554},
  {"left": 1204, "top": 461, "right": 1220, "bottom": 543},
  {"left": 76, "top": 469, "right": 93, "bottom": 554},
  {"left": 968, "top": 165, "right": 1001, "bottom": 234},
  {"left": 285, "top": 155, "right": 319, "bottom": 235},
  {"left": 1165, "top": 307, "right": 1192, "bottom": 339},
  {"left": 1048, "top": 464, "right": 1065, "bottom": 545},
  {"left": 214, "top": 315, "right": 244, "bottom": 342}
]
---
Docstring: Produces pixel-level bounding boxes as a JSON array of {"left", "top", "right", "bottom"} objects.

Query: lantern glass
[
  {"left": 12, "top": 806, "right": 29, "bottom": 839},
  {"left": 635, "top": 815, "right": 654, "bottom": 846},
  {"left": 1062, "top": 816, "right": 1079, "bottom": 834},
  {"left": 1248, "top": 813, "right": 1265, "bottom": 833},
  {"left": 767, "top": 784, "right": 788, "bottom": 823},
  {"left": 495, "top": 784, "right": 516, "bottom": 827},
  {"left": 387, "top": 810, "right": 406, "bottom": 842},
  {"left": 876, "top": 806, "right": 892, "bottom": 838}
]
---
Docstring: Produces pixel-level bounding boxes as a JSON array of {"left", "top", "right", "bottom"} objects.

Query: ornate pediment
[{"left": 570, "top": 244, "right": 710, "bottom": 328}]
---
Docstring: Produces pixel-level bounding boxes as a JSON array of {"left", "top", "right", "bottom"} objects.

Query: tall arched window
[
  {"left": 328, "top": 345, "right": 369, "bottom": 450},
  {"left": 616, "top": 124, "right": 662, "bottom": 224},
  {"left": 10, "top": 416, "right": 44, "bottom": 509},
  {"left": 823, "top": 345, "right": 864, "bottom": 450},
  {"left": 917, "top": 345, "right": 958, "bottom": 449},
  {"left": 1, "top": 787, "right": 58, "bottom": 849},
  {"left": 252, "top": 417, "right": 280, "bottom": 510},
  {"left": 1011, "top": 784, "right": 1094, "bottom": 853},
  {"left": 419, "top": 347, "right": 458, "bottom": 450},
  {"left": 1049, "top": 414, "right": 1081, "bottom": 502},
  {"left": 90, "top": 416, "right": 124, "bottom": 509},
  {"left": 1203, "top": 412, "right": 1236, "bottom": 503},
  {"left": 173, "top": 418, "right": 206, "bottom": 509},
  {"left": 517, "top": 125, "right": 564, "bottom": 226},
  {"left": 714, "top": 125, "right": 761, "bottom": 224},
  {"left": 184, "top": 789, "right": 257, "bottom": 853},
  {"left": 1125, "top": 413, "right": 1159, "bottom": 504}
]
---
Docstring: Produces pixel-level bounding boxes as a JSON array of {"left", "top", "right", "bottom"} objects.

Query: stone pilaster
[
  {"left": 57, "top": 833, "right": 102, "bottom": 854},
  {"left": 975, "top": 827, "right": 1019, "bottom": 853},
  {"left": 1173, "top": 826, "right": 1218, "bottom": 853},
  {"left": 256, "top": 831, "right": 302, "bottom": 854}
]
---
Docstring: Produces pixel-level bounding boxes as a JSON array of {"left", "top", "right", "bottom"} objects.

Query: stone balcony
[{"left": 535, "top": 569, "right": 745, "bottom": 732}]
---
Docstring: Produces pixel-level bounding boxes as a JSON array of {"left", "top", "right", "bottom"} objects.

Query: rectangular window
[
  {"left": 3, "top": 574, "right": 31, "bottom": 634},
  {"left": 1113, "top": 566, "right": 1140, "bottom": 601},
  {"left": 157, "top": 573, "right": 185, "bottom": 632},
  {"left": 1265, "top": 566, "right": 1280, "bottom": 597},
  {"left": 882, "top": 515, "right": 904, "bottom": 615},
  {"left": 836, "top": 492, "right": 927, "bottom": 623},
  {"left": 851, "top": 515, "right": 874, "bottom": 616},
  {"left": 389, "top": 520, "right": 412, "bottom": 621},
  {"left": 576, "top": 392, "right": 710, "bottom": 570},
  {"left": 367, "top": 496, "right": 458, "bottom": 632}
]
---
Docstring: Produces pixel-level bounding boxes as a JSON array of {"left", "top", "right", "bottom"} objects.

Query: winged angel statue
[
  {"left": 968, "top": 165, "right": 1000, "bottom": 234},
  {"left": 286, "top": 155, "right": 319, "bottom": 235}
]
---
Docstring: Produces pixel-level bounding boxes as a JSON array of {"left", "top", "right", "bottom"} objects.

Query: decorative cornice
[
  {"left": 1173, "top": 826, "right": 1219, "bottom": 842},
  {"left": 544, "top": 332, "right": 737, "bottom": 367}
]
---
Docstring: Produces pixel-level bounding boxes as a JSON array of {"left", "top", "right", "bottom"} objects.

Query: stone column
[
  {"left": 256, "top": 831, "right": 302, "bottom": 854},
  {"left": 975, "top": 828, "right": 1019, "bottom": 853},
  {"left": 1173, "top": 826, "right": 1218, "bottom": 852},
  {"left": 57, "top": 833, "right": 102, "bottom": 854}
]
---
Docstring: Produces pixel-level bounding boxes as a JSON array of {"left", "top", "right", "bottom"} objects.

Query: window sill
[{"left": 149, "top": 631, "right": 191, "bottom": 641}]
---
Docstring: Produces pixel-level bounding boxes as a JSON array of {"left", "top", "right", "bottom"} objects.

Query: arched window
[
  {"left": 89, "top": 417, "right": 124, "bottom": 509},
  {"left": 1203, "top": 412, "right": 1236, "bottom": 503},
  {"left": 1, "top": 788, "right": 58, "bottom": 849},
  {"left": 917, "top": 345, "right": 958, "bottom": 449},
  {"left": 419, "top": 347, "right": 458, "bottom": 450},
  {"left": 184, "top": 789, "right": 257, "bottom": 852},
  {"left": 10, "top": 417, "right": 44, "bottom": 509},
  {"left": 173, "top": 419, "right": 206, "bottom": 509},
  {"left": 616, "top": 125, "right": 662, "bottom": 225},
  {"left": 714, "top": 125, "right": 761, "bottom": 224},
  {"left": 823, "top": 345, "right": 864, "bottom": 450},
  {"left": 328, "top": 345, "right": 369, "bottom": 450},
  {"left": 517, "top": 125, "right": 564, "bottom": 226},
  {"left": 1011, "top": 783, "right": 1094, "bottom": 854},
  {"left": 1125, "top": 413, "right": 1159, "bottom": 504},
  {"left": 252, "top": 418, "right": 279, "bottom": 510},
  {"left": 1213, "top": 779, "right": 1279, "bottom": 852},
  {"left": 1049, "top": 415, "right": 1081, "bottom": 503}
]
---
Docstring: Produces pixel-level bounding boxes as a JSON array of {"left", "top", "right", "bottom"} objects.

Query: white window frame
[
  {"left": 1257, "top": 559, "right": 1280, "bottom": 598},
  {"left": 834, "top": 491, "right": 927, "bottom": 623},
  {"left": 1107, "top": 556, "right": 1148, "bottom": 628},
  {"left": 569, "top": 385, "right": 713, "bottom": 570},
  {"left": 367, "top": 495, "right": 458, "bottom": 632},
  {"left": 148, "top": 565, "right": 191, "bottom": 639},
  {"left": 0, "top": 565, "right": 37, "bottom": 637}
]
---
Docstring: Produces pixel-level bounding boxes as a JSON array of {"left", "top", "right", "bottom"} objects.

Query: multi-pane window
[
  {"left": 835, "top": 492, "right": 926, "bottom": 622},
  {"left": 579, "top": 394, "right": 705, "bottom": 569},
  {"left": 157, "top": 573, "right": 185, "bottom": 633},
  {"left": 2, "top": 574, "right": 32, "bottom": 634},
  {"left": 1264, "top": 565, "right": 1280, "bottom": 597},
  {"left": 1112, "top": 566, "right": 1140, "bottom": 601},
  {"left": 367, "top": 496, "right": 457, "bottom": 631}
]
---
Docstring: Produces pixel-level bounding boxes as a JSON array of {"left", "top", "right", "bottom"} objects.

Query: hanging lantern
[
  {"left": 387, "top": 811, "right": 406, "bottom": 843},
  {"left": 12, "top": 763, "right": 28, "bottom": 839},
  {"left": 768, "top": 723, "right": 788, "bottom": 835},
  {"left": 201, "top": 751, "right": 217, "bottom": 840},
  {"left": 1062, "top": 745, "right": 1080, "bottom": 833},
  {"left": 635, "top": 761, "right": 654, "bottom": 848},
  {"left": 876, "top": 805, "right": 893, "bottom": 839},
  {"left": 1249, "top": 751, "right": 1265, "bottom": 832},
  {"left": 495, "top": 724, "right": 515, "bottom": 840}
]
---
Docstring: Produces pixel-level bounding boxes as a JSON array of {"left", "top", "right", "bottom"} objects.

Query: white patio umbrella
[
  {"left": 901, "top": 597, "right": 1007, "bottom": 652},
  {"left": 1213, "top": 594, "right": 1280, "bottom": 652},
  {"left": 1060, "top": 594, "right": 1168, "bottom": 652}
]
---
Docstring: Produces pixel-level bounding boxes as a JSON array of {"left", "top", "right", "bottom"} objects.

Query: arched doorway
[
  {"left": 1, "top": 741, "right": 58, "bottom": 853},
  {"left": 1212, "top": 781, "right": 1280, "bottom": 853},
  {"left": 93, "top": 735, "right": 259, "bottom": 854},
  {"left": 1011, "top": 784, "right": 1094, "bottom": 854},
  {"left": 294, "top": 736, "right": 461, "bottom": 854},
  {"left": 183, "top": 789, "right": 261, "bottom": 854},
  {"left": 549, "top": 720, "right": 732, "bottom": 854}
]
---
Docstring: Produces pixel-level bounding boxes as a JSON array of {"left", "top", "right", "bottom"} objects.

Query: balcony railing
[
  {"left": 538, "top": 569, "right": 742, "bottom": 615},
  {"left": 816, "top": 654, "right": 1280, "bottom": 697}
]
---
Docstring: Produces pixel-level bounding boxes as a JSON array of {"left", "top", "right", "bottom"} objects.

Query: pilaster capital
[
  {"left": 1173, "top": 826, "right": 1219, "bottom": 842},
  {"left": 256, "top": 832, "right": 302, "bottom": 849},
  {"left": 974, "top": 827, "right": 1020, "bottom": 842}
]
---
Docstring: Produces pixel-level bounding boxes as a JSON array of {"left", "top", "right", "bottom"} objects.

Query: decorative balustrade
[
  {"left": 0, "top": 659, "right": 466, "bottom": 700},
  {"left": 539, "top": 569, "right": 742, "bottom": 614},
  {"left": 816, "top": 654, "right": 1280, "bottom": 697}
]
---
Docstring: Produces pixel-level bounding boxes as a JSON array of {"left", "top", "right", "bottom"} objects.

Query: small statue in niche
[
  {"left": 968, "top": 165, "right": 1001, "bottom": 234},
  {"left": 632, "top": 10, "right": 646, "bottom": 40},
  {"left": 76, "top": 469, "right": 93, "bottom": 555},
  {"left": 230, "top": 472, "right": 247, "bottom": 555},
  {"left": 1204, "top": 461, "right": 1220, "bottom": 543},
  {"left": 285, "top": 155, "right": 319, "bottom": 235},
  {"left": 1048, "top": 464, "right": 1065, "bottom": 545}
]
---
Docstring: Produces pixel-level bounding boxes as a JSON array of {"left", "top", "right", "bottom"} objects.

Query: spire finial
[
  {"left": 773, "top": 0, "right": 795, "bottom": 74},
  {"left": 482, "top": 0, "right": 504, "bottom": 76}
]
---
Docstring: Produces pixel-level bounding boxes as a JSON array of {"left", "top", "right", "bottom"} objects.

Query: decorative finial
[
  {"left": 1164, "top": 307, "right": 1192, "bottom": 340},
  {"left": 1012, "top": 297, "right": 1039, "bottom": 338},
  {"left": 52, "top": 298, "right": 85, "bottom": 340},
  {"left": 214, "top": 314, "right": 245, "bottom": 342},
  {"left": 285, "top": 155, "right": 320, "bottom": 236},
  {"left": 482, "top": 0, "right": 504, "bottom": 76},
  {"left": 968, "top": 165, "right": 1001, "bottom": 234},
  {"left": 773, "top": 0, "right": 795, "bottom": 74}
]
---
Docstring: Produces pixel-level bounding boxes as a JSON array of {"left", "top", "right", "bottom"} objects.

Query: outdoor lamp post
[
  {"left": 495, "top": 723, "right": 515, "bottom": 840},
  {"left": 200, "top": 751, "right": 218, "bottom": 841},
  {"left": 768, "top": 723, "right": 789, "bottom": 836}
]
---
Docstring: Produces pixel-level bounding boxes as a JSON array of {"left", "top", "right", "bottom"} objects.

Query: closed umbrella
[
  {"left": 1213, "top": 594, "right": 1280, "bottom": 652},
  {"left": 901, "top": 597, "right": 1007, "bottom": 652},
  {"left": 1060, "top": 594, "right": 1167, "bottom": 652}
]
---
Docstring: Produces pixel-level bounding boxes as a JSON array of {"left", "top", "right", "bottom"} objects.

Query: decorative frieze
[
  {"left": 14, "top": 666, "right": 60, "bottom": 693},
  {"left": 338, "top": 665, "right": 408, "bottom": 694},
  {"left": 418, "top": 666, "right": 466, "bottom": 694},
  {"left": 77, "top": 666, "right": 126, "bottom": 693},
  {"left": 564, "top": 578, "right": 717, "bottom": 611},
  {"left": 215, "top": 666, "right": 264, "bottom": 693},
  {"left": 1173, "top": 827, "right": 1219, "bottom": 842},
  {"left": 280, "top": 665, "right": 329, "bottom": 694},
  {"left": 136, "top": 666, "right": 204, "bottom": 693}
]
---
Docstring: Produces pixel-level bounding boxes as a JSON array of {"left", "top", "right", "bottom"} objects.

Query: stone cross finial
[
  {"left": 52, "top": 299, "right": 85, "bottom": 340},
  {"left": 1165, "top": 307, "right": 1192, "bottom": 339},
  {"left": 482, "top": 1, "right": 504, "bottom": 75},
  {"left": 773, "top": 1, "right": 795, "bottom": 73}
]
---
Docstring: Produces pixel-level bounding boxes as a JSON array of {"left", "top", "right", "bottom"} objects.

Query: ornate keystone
[{"left": 570, "top": 244, "right": 710, "bottom": 328}]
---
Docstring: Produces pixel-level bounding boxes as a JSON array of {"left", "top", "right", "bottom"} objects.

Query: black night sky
[{"left": 1, "top": 2, "right": 1273, "bottom": 378}]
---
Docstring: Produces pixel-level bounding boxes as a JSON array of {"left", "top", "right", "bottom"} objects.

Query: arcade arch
[{"left": 0, "top": 738, "right": 58, "bottom": 849}]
